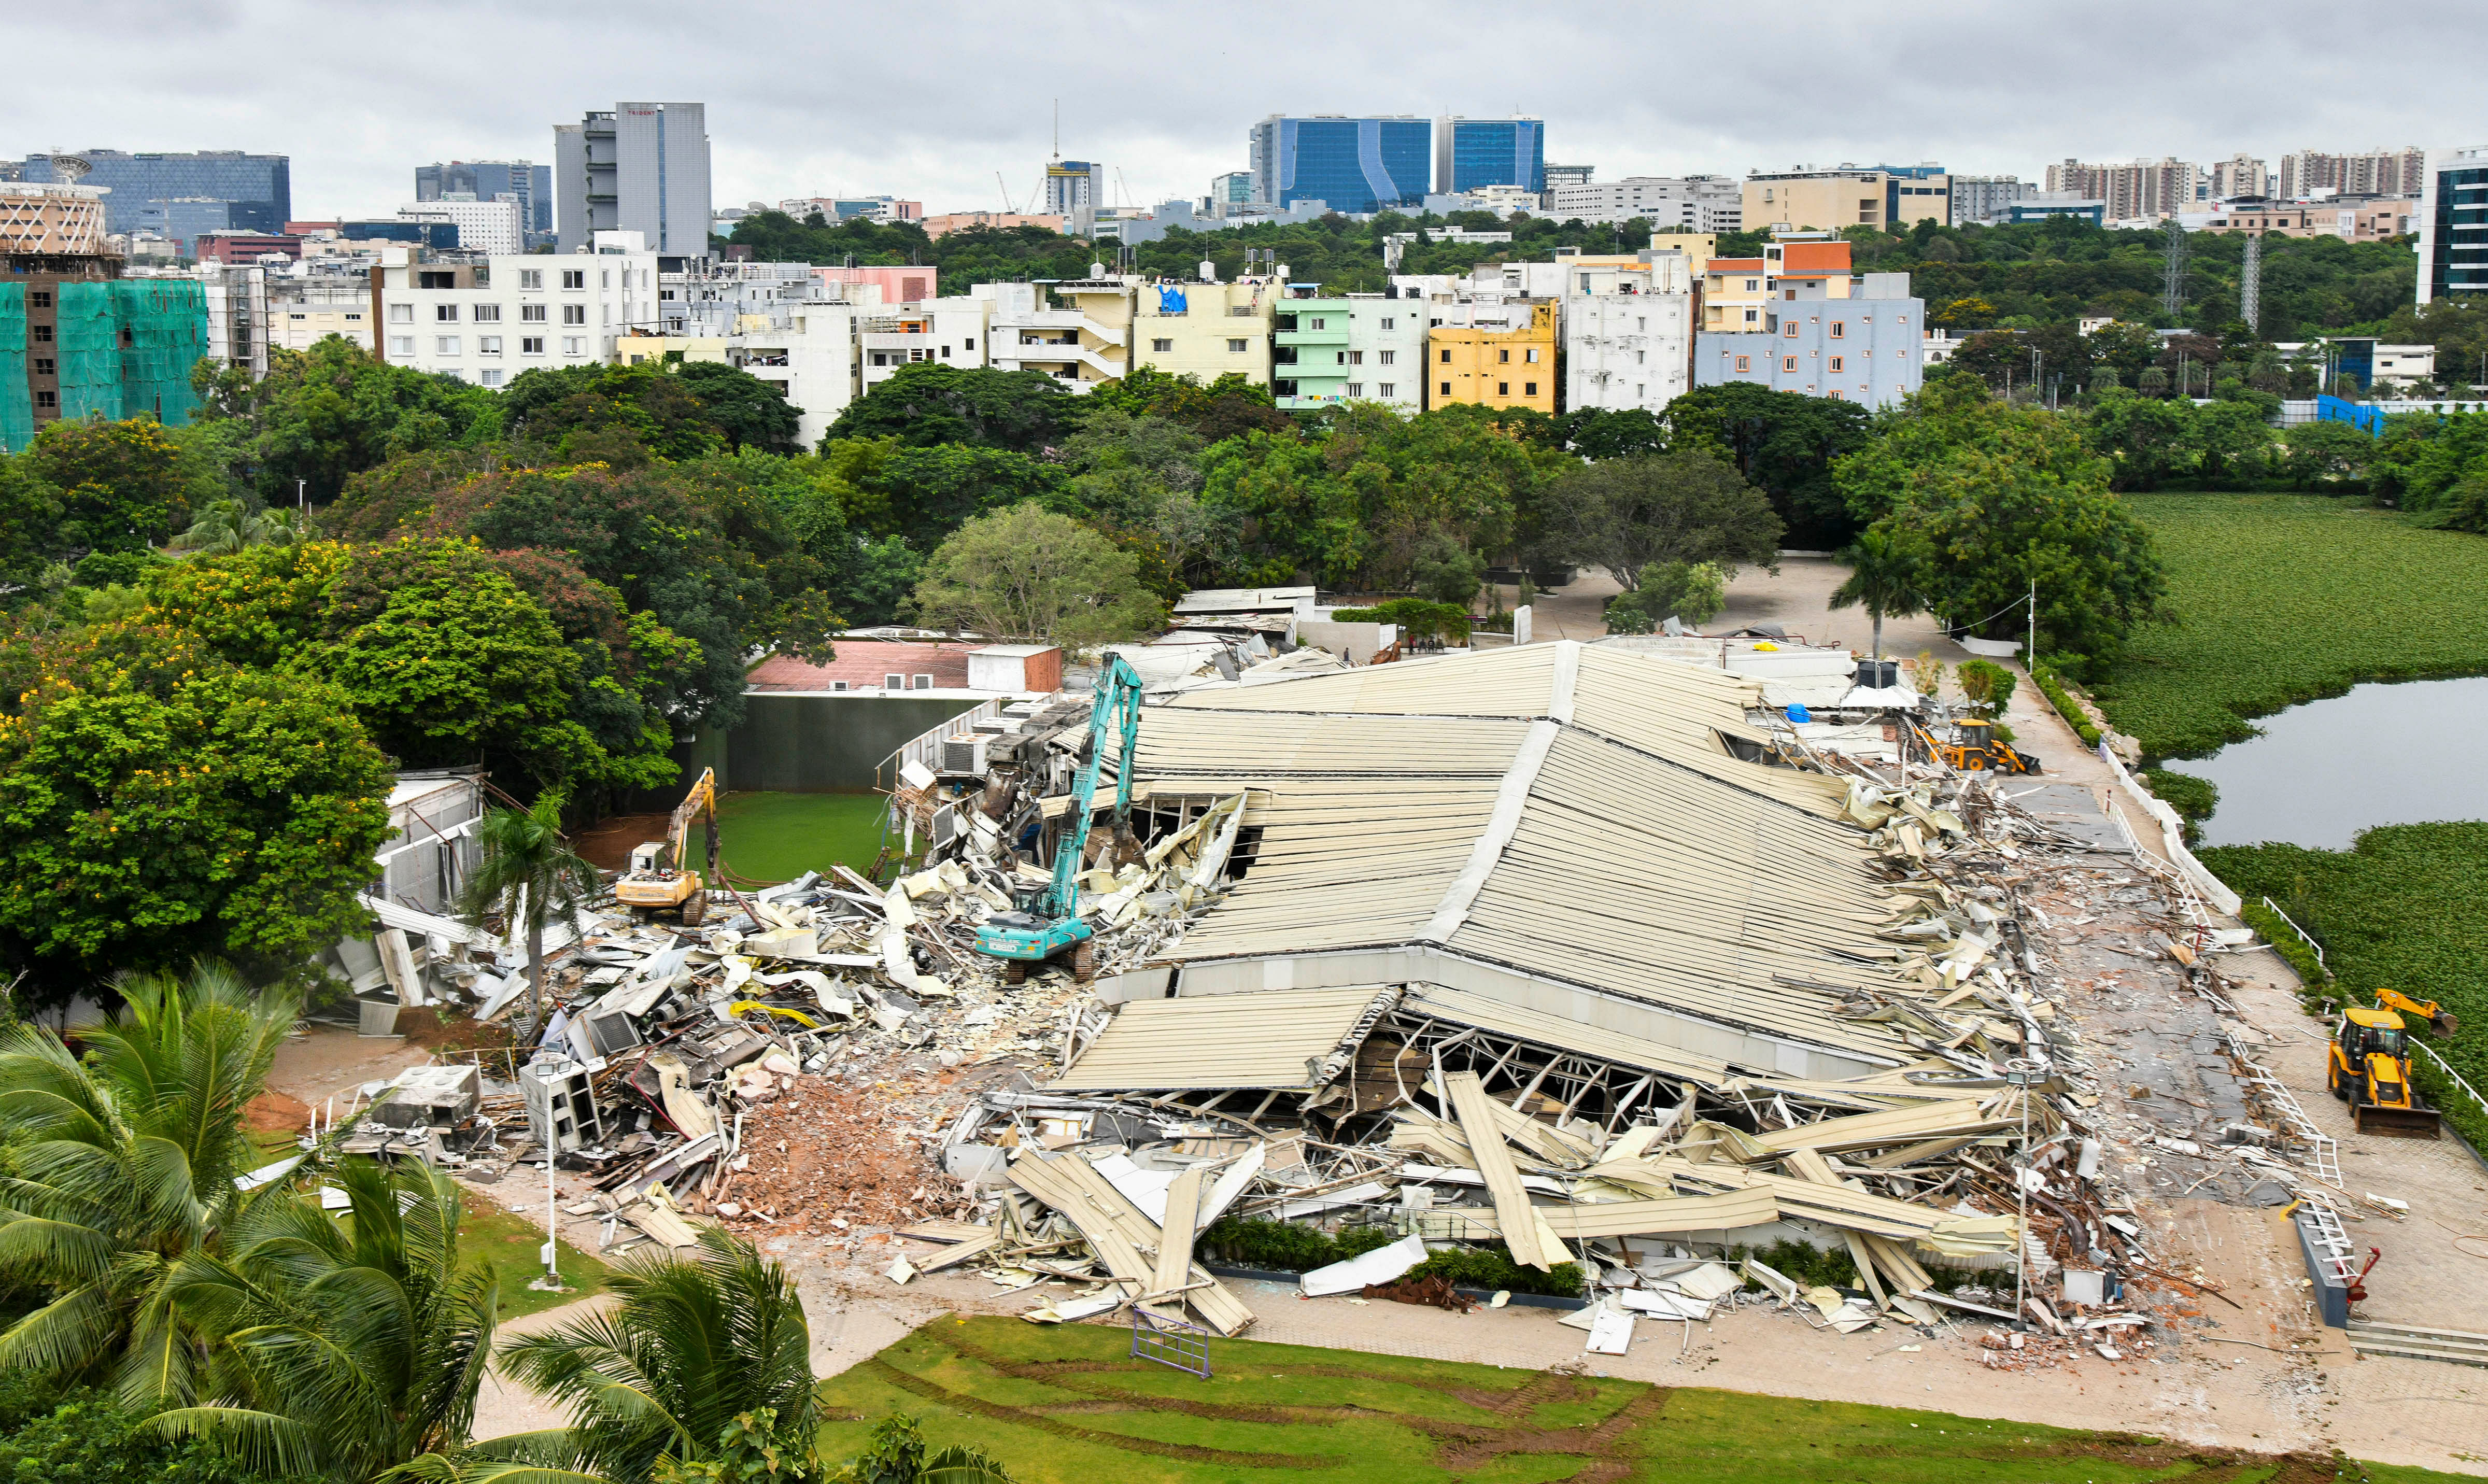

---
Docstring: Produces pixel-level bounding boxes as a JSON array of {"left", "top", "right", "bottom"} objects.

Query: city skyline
[{"left": 1, "top": 0, "right": 2477, "bottom": 226}]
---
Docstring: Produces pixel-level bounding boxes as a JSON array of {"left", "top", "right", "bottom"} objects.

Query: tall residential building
[
  {"left": 2208, "top": 154, "right": 2271, "bottom": 201},
  {"left": 416, "top": 160, "right": 553, "bottom": 240},
  {"left": 16, "top": 149, "right": 291, "bottom": 251},
  {"left": 1561, "top": 251, "right": 1695, "bottom": 415},
  {"left": 1268, "top": 288, "right": 1425, "bottom": 411},
  {"left": 1949, "top": 175, "right": 2034, "bottom": 225},
  {"left": 399, "top": 197, "right": 524, "bottom": 256},
  {"left": 1744, "top": 166, "right": 1949, "bottom": 233},
  {"left": 1044, "top": 161, "right": 1104, "bottom": 218},
  {"left": 1545, "top": 175, "right": 1740, "bottom": 231},
  {"left": 2416, "top": 145, "right": 2488, "bottom": 306},
  {"left": 1249, "top": 116, "right": 1432, "bottom": 214},
  {"left": 1, "top": 213, "right": 207, "bottom": 446},
  {"left": 374, "top": 230, "right": 659, "bottom": 387},
  {"left": 2044, "top": 158, "right": 2200, "bottom": 220},
  {"left": 1434, "top": 117, "right": 1545, "bottom": 195},
  {"left": 2279, "top": 147, "right": 2426, "bottom": 201},
  {"left": 555, "top": 103, "right": 711, "bottom": 256}
]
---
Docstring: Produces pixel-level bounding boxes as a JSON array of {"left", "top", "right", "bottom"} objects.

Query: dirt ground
[{"left": 1503, "top": 554, "right": 1973, "bottom": 663}]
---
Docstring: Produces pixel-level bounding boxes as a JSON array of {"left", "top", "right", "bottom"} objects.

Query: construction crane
[
  {"left": 2327, "top": 988, "right": 2457, "bottom": 1138},
  {"left": 614, "top": 767, "right": 718, "bottom": 926},
  {"left": 973, "top": 655, "right": 1143, "bottom": 984}
]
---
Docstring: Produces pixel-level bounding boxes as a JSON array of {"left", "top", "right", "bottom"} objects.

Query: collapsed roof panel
[{"left": 1049, "top": 985, "right": 1400, "bottom": 1092}]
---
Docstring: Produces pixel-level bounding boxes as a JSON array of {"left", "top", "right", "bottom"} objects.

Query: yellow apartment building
[
  {"left": 1425, "top": 298, "right": 1558, "bottom": 413},
  {"left": 1130, "top": 278, "right": 1281, "bottom": 386},
  {"left": 979, "top": 278, "right": 1133, "bottom": 392}
]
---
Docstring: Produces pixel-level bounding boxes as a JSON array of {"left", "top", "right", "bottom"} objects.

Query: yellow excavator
[
  {"left": 614, "top": 768, "right": 719, "bottom": 926},
  {"left": 2328, "top": 988, "right": 2458, "bottom": 1138},
  {"left": 1907, "top": 718, "right": 2042, "bottom": 775}
]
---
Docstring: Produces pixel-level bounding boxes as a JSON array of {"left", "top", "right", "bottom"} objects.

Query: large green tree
[
  {"left": 1536, "top": 449, "right": 1783, "bottom": 593},
  {"left": 1661, "top": 384, "right": 1873, "bottom": 548},
  {"left": 218, "top": 338, "right": 500, "bottom": 506},
  {"left": 911, "top": 502, "right": 1161, "bottom": 646},
  {"left": 0, "top": 622, "right": 392, "bottom": 983},
  {"left": 821, "top": 362, "right": 1078, "bottom": 455}
]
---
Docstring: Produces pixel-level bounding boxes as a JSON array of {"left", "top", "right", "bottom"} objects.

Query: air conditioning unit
[{"left": 940, "top": 736, "right": 991, "bottom": 774}]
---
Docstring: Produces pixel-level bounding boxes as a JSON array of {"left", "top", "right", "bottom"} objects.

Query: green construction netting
[
  {"left": 0, "top": 284, "right": 29, "bottom": 453},
  {"left": 54, "top": 281, "right": 121, "bottom": 422},
  {"left": 51, "top": 279, "right": 206, "bottom": 429},
  {"left": 112, "top": 279, "right": 205, "bottom": 427}
]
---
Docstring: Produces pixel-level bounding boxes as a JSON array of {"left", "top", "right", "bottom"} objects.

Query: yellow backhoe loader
[
  {"left": 1907, "top": 718, "right": 2042, "bottom": 774},
  {"left": 614, "top": 768, "right": 719, "bottom": 926},
  {"left": 2327, "top": 988, "right": 2458, "bottom": 1138}
]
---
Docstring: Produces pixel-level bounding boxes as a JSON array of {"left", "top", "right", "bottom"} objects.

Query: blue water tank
[{"left": 1786, "top": 704, "right": 1812, "bottom": 724}]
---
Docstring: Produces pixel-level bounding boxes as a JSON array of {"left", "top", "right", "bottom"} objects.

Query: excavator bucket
[
  {"left": 2428, "top": 1009, "right": 2461, "bottom": 1037},
  {"left": 2353, "top": 1103, "right": 2442, "bottom": 1139}
]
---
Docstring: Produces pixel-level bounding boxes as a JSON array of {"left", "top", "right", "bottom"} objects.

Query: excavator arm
[{"left": 2374, "top": 988, "right": 2459, "bottom": 1037}]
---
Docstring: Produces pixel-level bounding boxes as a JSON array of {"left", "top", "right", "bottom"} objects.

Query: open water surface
[{"left": 2188, "top": 676, "right": 2488, "bottom": 850}]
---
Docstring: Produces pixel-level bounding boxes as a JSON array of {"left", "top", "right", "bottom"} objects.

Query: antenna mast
[
  {"left": 2161, "top": 220, "right": 2188, "bottom": 320},
  {"left": 1051, "top": 100, "right": 1059, "bottom": 163},
  {"left": 2240, "top": 232, "right": 2261, "bottom": 333}
]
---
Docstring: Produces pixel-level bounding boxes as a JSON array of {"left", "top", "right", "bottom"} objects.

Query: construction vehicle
[
  {"left": 973, "top": 655, "right": 1143, "bottom": 984},
  {"left": 2327, "top": 989, "right": 2458, "bottom": 1138},
  {"left": 614, "top": 768, "right": 719, "bottom": 926},
  {"left": 1907, "top": 717, "right": 2042, "bottom": 774}
]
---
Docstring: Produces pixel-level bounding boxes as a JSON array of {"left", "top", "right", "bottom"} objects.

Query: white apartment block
[
  {"left": 399, "top": 197, "right": 525, "bottom": 256},
  {"left": 615, "top": 302, "right": 875, "bottom": 449},
  {"left": 977, "top": 279, "right": 1133, "bottom": 392},
  {"left": 130, "top": 262, "right": 271, "bottom": 380},
  {"left": 1268, "top": 289, "right": 1428, "bottom": 412},
  {"left": 1560, "top": 257, "right": 1693, "bottom": 415},
  {"left": 267, "top": 280, "right": 375, "bottom": 353},
  {"left": 374, "top": 230, "right": 657, "bottom": 386},
  {"left": 861, "top": 296, "right": 993, "bottom": 391},
  {"left": 1545, "top": 175, "right": 1742, "bottom": 232}
]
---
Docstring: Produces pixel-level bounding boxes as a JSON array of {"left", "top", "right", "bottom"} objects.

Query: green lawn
[
  {"left": 716, "top": 791, "right": 896, "bottom": 885},
  {"left": 815, "top": 1315, "right": 2455, "bottom": 1484},
  {"left": 2091, "top": 493, "right": 2488, "bottom": 762},
  {"left": 456, "top": 1189, "right": 612, "bottom": 1322}
]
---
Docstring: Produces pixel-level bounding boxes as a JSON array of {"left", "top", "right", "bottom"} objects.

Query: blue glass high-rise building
[
  {"left": 1248, "top": 116, "right": 1432, "bottom": 214},
  {"left": 17, "top": 150, "right": 290, "bottom": 247},
  {"left": 1435, "top": 118, "right": 1545, "bottom": 195},
  {"left": 417, "top": 160, "right": 554, "bottom": 239}
]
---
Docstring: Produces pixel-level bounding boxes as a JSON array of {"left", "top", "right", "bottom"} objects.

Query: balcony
[{"left": 1276, "top": 323, "right": 1348, "bottom": 346}]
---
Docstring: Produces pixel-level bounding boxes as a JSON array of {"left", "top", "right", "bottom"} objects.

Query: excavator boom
[
  {"left": 2374, "top": 988, "right": 2459, "bottom": 1038},
  {"left": 973, "top": 655, "right": 1145, "bottom": 979},
  {"left": 614, "top": 767, "right": 719, "bottom": 921}
]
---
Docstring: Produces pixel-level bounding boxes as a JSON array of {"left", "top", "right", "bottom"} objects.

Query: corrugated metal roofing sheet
[{"left": 1049, "top": 985, "right": 1393, "bottom": 1091}]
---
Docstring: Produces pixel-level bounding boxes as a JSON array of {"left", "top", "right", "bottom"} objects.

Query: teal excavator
[{"left": 973, "top": 655, "right": 1144, "bottom": 984}]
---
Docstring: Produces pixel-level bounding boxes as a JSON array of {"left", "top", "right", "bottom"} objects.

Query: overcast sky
[{"left": 4, "top": 0, "right": 2477, "bottom": 221}]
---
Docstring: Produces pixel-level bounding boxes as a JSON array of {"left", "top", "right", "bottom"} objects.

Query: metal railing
[
  {"left": 2258, "top": 896, "right": 2329, "bottom": 977},
  {"left": 2412, "top": 1041, "right": 2488, "bottom": 1123}
]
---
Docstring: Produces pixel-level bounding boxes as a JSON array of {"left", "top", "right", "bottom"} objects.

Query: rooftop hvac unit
[
  {"left": 522, "top": 1056, "right": 603, "bottom": 1153},
  {"left": 941, "top": 735, "right": 990, "bottom": 774}
]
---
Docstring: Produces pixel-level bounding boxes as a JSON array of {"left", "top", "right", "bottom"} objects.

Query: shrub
[
  {"left": 1601, "top": 560, "right": 1728, "bottom": 633},
  {"left": 1955, "top": 658, "right": 2017, "bottom": 718},
  {"left": 1331, "top": 597, "right": 1472, "bottom": 644},
  {"left": 2031, "top": 664, "right": 2103, "bottom": 747},
  {"left": 1404, "top": 1247, "right": 1586, "bottom": 1299},
  {"left": 2142, "top": 769, "right": 2218, "bottom": 845}
]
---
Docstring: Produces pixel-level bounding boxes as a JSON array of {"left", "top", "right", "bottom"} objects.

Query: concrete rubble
[{"left": 322, "top": 640, "right": 2362, "bottom": 1367}]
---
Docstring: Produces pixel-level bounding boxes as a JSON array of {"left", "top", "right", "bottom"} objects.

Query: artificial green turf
[
  {"left": 715, "top": 790, "right": 896, "bottom": 884},
  {"left": 2090, "top": 493, "right": 2488, "bottom": 762},
  {"left": 813, "top": 1314, "right": 2457, "bottom": 1483},
  {"left": 2201, "top": 823, "right": 2488, "bottom": 1151},
  {"left": 455, "top": 1190, "right": 612, "bottom": 1322}
]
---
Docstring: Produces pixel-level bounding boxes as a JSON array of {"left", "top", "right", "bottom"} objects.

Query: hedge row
[{"left": 2032, "top": 664, "right": 2103, "bottom": 747}]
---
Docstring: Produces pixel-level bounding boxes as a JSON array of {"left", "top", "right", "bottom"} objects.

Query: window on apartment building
[
  {"left": 1348, "top": 350, "right": 1363, "bottom": 365},
  {"left": 1440, "top": 381, "right": 1452, "bottom": 396},
  {"left": 1782, "top": 356, "right": 1798, "bottom": 372},
  {"left": 882, "top": 673, "right": 903, "bottom": 690},
  {"left": 964, "top": 337, "right": 974, "bottom": 350},
  {"left": 1637, "top": 316, "right": 1647, "bottom": 331},
  {"left": 519, "top": 270, "right": 543, "bottom": 290},
  {"left": 1151, "top": 337, "right": 1172, "bottom": 352},
  {"left": 479, "top": 336, "right": 502, "bottom": 355},
  {"left": 521, "top": 304, "right": 546, "bottom": 322},
  {"left": 562, "top": 336, "right": 586, "bottom": 355},
  {"left": 1497, "top": 381, "right": 1510, "bottom": 395},
  {"left": 1526, "top": 347, "right": 1542, "bottom": 364},
  {"left": 1345, "top": 383, "right": 1363, "bottom": 398},
  {"left": 31, "top": 325, "right": 51, "bottom": 344},
  {"left": 1308, "top": 317, "right": 1325, "bottom": 329},
  {"left": 1636, "top": 350, "right": 1646, "bottom": 364},
  {"left": 1743, "top": 308, "right": 1759, "bottom": 323},
  {"left": 1334, "top": 351, "right": 1347, "bottom": 365},
  {"left": 418, "top": 271, "right": 456, "bottom": 289},
  {"left": 941, "top": 345, "right": 952, "bottom": 358},
  {"left": 1497, "top": 348, "right": 1510, "bottom": 363},
  {"left": 288, "top": 312, "right": 306, "bottom": 321},
  {"left": 1828, "top": 389, "right": 1845, "bottom": 400},
  {"left": 1745, "top": 279, "right": 1759, "bottom": 291},
  {"left": 1896, "top": 315, "right": 1909, "bottom": 326},
  {"left": 1524, "top": 381, "right": 1537, "bottom": 396},
  {"left": 388, "top": 303, "right": 413, "bottom": 323},
  {"left": 389, "top": 335, "right": 415, "bottom": 356},
  {"left": 1733, "top": 356, "right": 1750, "bottom": 372},
  {"left": 1440, "top": 349, "right": 1451, "bottom": 363},
  {"left": 28, "top": 291, "right": 49, "bottom": 308},
  {"left": 1784, "top": 323, "right": 1799, "bottom": 338},
  {"left": 479, "top": 369, "right": 504, "bottom": 388},
  {"left": 1829, "top": 356, "right": 1847, "bottom": 373},
  {"left": 562, "top": 305, "right": 586, "bottom": 325},
  {"left": 345, "top": 312, "right": 362, "bottom": 321},
  {"left": 561, "top": 270, "right": 586, "bottom": 290},
  {"left": 1378, "top": 383, "right": 1394, "bottom": 398},
  {"left": 521, "top": 336, "right": 545, "bottom": 355},
  {"left": 435, "top": 335, "right": 461, "bottom": 356},
  {"left": 1380, "top": 317, "right": 1395, "bottom": 330},
  {"left": 1378, "top": 349, "right": 1395, "bottom": 365},
  {"left": 869, "top": 352, "right": 889, "bottom": 367},
  {"left": 474, "top": 304, "right": 502, "bottom": 323},
  {"left": 599, "top": 270, "right": 612, "bottom": 289},
  {"left": 1227, "top": 338, "right": 1248, "bottom": 352},
  {"left": 1830, "top": 321, "right": 1845, "bottom": 338},
  {"left": 1636, "top": 383, "right": 1646, "bottom": 398},
  {"left": 912, "top": 675, "right": 934, "bottom": 690}
]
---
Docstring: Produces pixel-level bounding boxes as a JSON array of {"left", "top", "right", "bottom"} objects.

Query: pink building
[
  {"left": 921, "top": 211, "right": 1067, "bottom": 241},
  {"left": 811, "top": 265, "right": 936, "bottom": 305}
]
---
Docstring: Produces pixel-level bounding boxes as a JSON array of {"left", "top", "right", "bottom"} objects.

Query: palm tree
[
  {"left": 0, "top": 962, "right": 298, "bottom": 1408},
  {"left": 170, "top": 499, "right": 301, "bottom": 556},
  {"left": 404, "top": 1229, "right": 822, "bottom": 1483},
  {"left": 458, "top": 792, "right": 599, "bottom": 1032},
  {"left": 1828, "top": 526, "right": 1925, "bottom": 662},
  {"left": 153, "top": 1160, "right": 499, "bottom": 1481}
]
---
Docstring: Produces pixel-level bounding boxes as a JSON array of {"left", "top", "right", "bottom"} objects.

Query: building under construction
[{"left": 0, "top": 180, "right": 207, "bottom": 451}]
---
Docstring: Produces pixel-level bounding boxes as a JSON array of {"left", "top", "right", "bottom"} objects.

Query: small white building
[
  {"left": 267, "top": 279, "right": 375, "bottom": 353},
  {"left": 1561, "top": 255, "right": 1694, "bottom": 415},
  {"left": 861, "top": 295, "right": 993, "bottom": 391},
  {"left": 375, "top": 229, "right": 658, "bottom": 386},
  {"left": 399, "top": 196, "right": 525, "bottom": 257}
]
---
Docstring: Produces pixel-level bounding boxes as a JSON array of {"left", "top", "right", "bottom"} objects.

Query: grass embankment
[
  {"left": 716, "top": 790, "right": 893, "bottom": 885},
  {"left": 2093, "top": 494, "right": 2488, "bottom": 762},
  {"left": 455, "top": 1191, "right": 611, "bottom": 1322},
  {"left": 2203, "top": 826, "right": 2488, "bottom": 1151},
  {"left": 815, "top": 1314, "right": 2461, "bottom": 1483}
]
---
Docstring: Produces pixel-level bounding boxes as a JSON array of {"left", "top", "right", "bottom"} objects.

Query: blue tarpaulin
[{"left": 1157, "top": 286, "right": 1189, "bottom": 314}]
